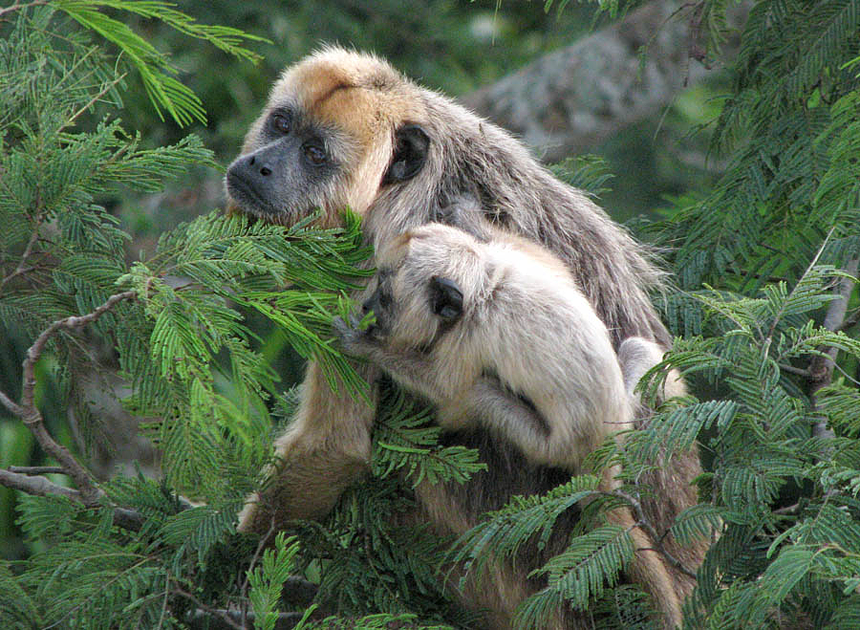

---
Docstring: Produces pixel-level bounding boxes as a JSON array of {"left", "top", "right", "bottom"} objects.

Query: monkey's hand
[{"left": 333, "top": 314, "right": 379, "bottom": 358}]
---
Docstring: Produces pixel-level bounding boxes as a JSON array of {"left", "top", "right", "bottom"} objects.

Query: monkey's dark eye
[
  {"left": 271, "top": 112, "right": 292, "bottom": 135},
  {"left": 303, "top": 143, "right": 327, "bottom": 166}
]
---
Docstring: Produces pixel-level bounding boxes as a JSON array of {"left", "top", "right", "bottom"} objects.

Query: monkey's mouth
[{"left": 225, "top": 171, "right": 285, "bottom": 220}]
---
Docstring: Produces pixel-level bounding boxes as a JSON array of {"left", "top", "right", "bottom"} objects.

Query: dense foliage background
[{"left": 1, "top": 1, "right": 859, "bottom": 628}]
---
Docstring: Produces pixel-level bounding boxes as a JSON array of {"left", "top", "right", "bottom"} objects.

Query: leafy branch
[
  {"left": 0, "top": 290, "right": 135, "bottom": 505},
  {"left": 0, "top": 290, "right": 149, "bottom": 532},
  {"left": 2, "top": 0, "right": 268, "bottom": 126}
]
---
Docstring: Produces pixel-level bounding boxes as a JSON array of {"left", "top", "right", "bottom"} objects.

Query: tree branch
[
  {"left": 0, "top": 468, "right": 82, "bottom": 501},
  {"left": 0, "top": 466, "right": 147, "bottom": 530},
  {"left": 808, "top": 258, "right": 859, "bottom": 439},
  {"left": 1, "top": 290, "right": 136, "bottom": 506},
  {"left": 9, "top": 465, "right": 67, "bottom": 475},
  {"left": 460, "top": 0, "right": 739, "bottom": 162},
  {"left": 0, "top": 390, "right": 24, "bottom": 417}
]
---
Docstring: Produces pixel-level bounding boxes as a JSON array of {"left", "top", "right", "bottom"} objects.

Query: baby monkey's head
[{"left": 359, "top": 223, "right": 492, "bottom": 350}]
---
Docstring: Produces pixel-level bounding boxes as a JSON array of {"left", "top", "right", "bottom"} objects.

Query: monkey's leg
[
  {"left": 618, "top": 337, "right": 707, "bottom": 606},
  {"left": 599, "top": 467, "right": 683, "bottom": 629},
  {"left": 610, "top": 508, "right": 684, "bottom": 629},
  {"left": 237, "top": 360, "right": 379, "bottom": 533}
]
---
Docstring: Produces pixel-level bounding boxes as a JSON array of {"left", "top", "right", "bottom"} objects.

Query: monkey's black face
[
  {"left": 226, "top": 108, "right": 341, "bottom": 221},
  {"left": 360, "top": 270, "right": 396, "bottom": 336},
  {"left": 332, "top": 271, "right": 396, "bottom": 357}
]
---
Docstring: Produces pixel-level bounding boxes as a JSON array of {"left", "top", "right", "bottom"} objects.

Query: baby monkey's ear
[{"left": 430, "top": 276, "right": 463, "bottom": 322}]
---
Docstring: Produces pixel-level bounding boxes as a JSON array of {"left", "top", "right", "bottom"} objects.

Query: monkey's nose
[{"left": 248, "top": 155, "right": 272, "bottom": 177}]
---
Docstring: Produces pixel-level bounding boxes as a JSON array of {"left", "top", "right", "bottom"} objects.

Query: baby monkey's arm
[{"left": 335, "top": 316, "right": 550, "bottom": 441}]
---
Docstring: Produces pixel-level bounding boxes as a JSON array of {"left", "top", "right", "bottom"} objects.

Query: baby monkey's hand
[{"left": 333, "top": 313, "right": 378, "bottom": 357}]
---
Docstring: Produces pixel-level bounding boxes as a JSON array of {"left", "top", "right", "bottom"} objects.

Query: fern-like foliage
[
  {"left": 629, "top": 265, "right": 860, "bottom": 628},
  {"left": 54, "top": 0, "right": 268, "bottom": 126},
  {"left": 451, "top": 476, "right": 601, "bottom": 575},
  {"left": 113, "top": 209, "right": 370, "bottom": 499},
  {"left": 372, "top": 384, "right": 487, "bottom": 486},
  {"left": 0, "top": 4, "right": 379, "bottom": 627},
  {"left": 0, "top": 561, "right": 41, "bottom": 630},
  {"left": 248, "top": 533, "right": 305, "bottom": 630},
  {"left": 645, "top": 0, "right": 860, "bottom": 298},
  {"left": 551, "top": 154, "right": 616, "bottom": 199},
  {"left": 2, "top": 1, "right": 860, "bottom": 628},
  {"left": 518, "top": 525, "right": 634, "bottom": 622}
]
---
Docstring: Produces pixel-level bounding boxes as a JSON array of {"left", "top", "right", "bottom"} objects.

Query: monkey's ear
[
  {"left": 382, "top": 124, "right": 429, "bottom": 185},
  {"left": 430, "top": 276, "right": 463, "bottom": 322}
]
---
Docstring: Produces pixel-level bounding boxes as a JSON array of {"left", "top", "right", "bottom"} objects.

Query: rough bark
[
  {"left": 809, "top": 257, "right": 860, "bottom": 440},
  {"left": 461, "top": 1, "right": 715, "bottom": 162}
]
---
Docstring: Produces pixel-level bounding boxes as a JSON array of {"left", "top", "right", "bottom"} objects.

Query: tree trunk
[{"left": 461, "top": 1, "right": 720, "bottom": 162}]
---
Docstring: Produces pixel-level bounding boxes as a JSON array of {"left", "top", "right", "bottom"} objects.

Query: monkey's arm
[
  {"left": 334, "top": 328, "right": 455, "bottom": 403},
  {"left": 335, "top": 318, "right": 553, "bottom": 444},
  {"left": 333, "top": 316, "right": 463, "bottom": 398},
  {"left": 437, "top": 378, "right": 555, "bottom": 455},
  {"left": 433, "top": 193, "right": 492, "bottom": 242},
  {"left": 237, "top": 359, "right": 378, "bottom": 533}
]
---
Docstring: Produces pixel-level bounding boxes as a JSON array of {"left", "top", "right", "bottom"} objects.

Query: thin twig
[
  {"left": 0, "top": 1, "right": 49, "bottom": 19},
  {"left": 21, "top": 290, "right": 136, "bottom": 413},
  {"left": 0, "top": 219, "right": 42, "bottom": 293},
  {"left": 174, "top": 588, "right": 245, "bottom": 630},
  {"left": 611, "top": 489, "right": 698, "bottom": 580},
  {"left": 766, "top": 231, "right": 833, "bottom": 344},
  {"left": 158, "top": 574, "right": 171, "bottom": 630},
  {"left": 65, "top": 71, "right": 129, "bottom": 129},
  {"left": 773, "top": 503, "right": 800, "bottom": 515},
  {"left": 0, "top": 265, "right": 38, "bottom": 292},
  {"left": 832, "top": 361, "right": 860, "bottom": 387},
  {"left": 187, "top": 609, "right": 305, "bottom": 630},
  {"left": 837, "top": 308, "right": 860, "bottom": 333},
  {"left": 779, "top": 364, "right": 811, "bottom": 378}
]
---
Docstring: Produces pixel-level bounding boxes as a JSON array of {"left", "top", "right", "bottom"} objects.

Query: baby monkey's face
[
  {"left": 335, "top": 234, "right": 467, "bottom": 356},
  {"left": 356, "top": 263, "right": 464, "bottom": 349}
]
